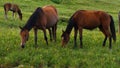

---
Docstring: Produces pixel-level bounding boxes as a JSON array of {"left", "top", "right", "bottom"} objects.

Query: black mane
[
  {"left": 65, "top": 15, "right": 75, "bottom": 34},
  {"left": 23, "top": 7, "right": 44, "bottom": 31}
]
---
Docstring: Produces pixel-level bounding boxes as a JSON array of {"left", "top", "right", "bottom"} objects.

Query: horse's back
[
  {"left": 72, "top": 10, "right": 110, "bottom": 30},
  {"left": 42, "top": 5, "right": 58, "bottom": 28},
  {"left": 4, "top": 3, "right": 11, "bottom": 7}
]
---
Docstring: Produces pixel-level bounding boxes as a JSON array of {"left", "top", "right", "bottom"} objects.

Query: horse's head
[
  {"left": 61, "top": 30, "right": 70, "bottom": 47},
  {"left": 19, "top": 26, "right": 29, "bottom": 48}
]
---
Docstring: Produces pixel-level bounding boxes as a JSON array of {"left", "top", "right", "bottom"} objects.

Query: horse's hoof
[{"left": 21, "top": 45, "right": 25, "bottom": 48}]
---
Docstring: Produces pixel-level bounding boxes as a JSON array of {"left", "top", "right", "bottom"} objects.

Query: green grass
[{"left": 0, "top": 0, "right": 120, "bottom": 68}]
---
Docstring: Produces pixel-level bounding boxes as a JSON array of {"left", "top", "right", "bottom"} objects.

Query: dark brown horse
[
  {"left": 61, "top": 10, "right": 116, "bottom": 49},
  {"left": 4, "top": 3, "right": 22, "bottom": 20},
  {"left": 19, "top": 5, "right": 58, "bottom": 48}
]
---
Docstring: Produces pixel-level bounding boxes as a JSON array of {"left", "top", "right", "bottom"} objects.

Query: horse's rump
[
  {"left": 42, "top": 5, "right": 58, "bottom": 28},
  {"left": 4, "top": 3, "right": 11, "bottom": 11}
]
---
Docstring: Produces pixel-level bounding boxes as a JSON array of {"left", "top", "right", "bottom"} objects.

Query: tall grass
[{"left": 0, "top": 0, "right": 120, "bottom": 68}]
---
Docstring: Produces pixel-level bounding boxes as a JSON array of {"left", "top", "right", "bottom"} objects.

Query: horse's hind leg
[
  {"left": 109, "top": 36, "right": 112, "bottom": 49},
  {"left": 52, "top": 24, "right": 57, "bottom": 42},
  {"left": 99, "top": 26, "right": 107, "bottom": 47},
  {"left": 99, "top": 26, "right": 112, "bottom": 49},
  {"left": 105, "top": 29, "right": 112, "bottom": 49},
  {"left": 48, "top": 28, "right": 52, "bottom": 41},
  {"left": 43, "top": 28, "right": 48, "bottom": 45},
  {"left": 4, "top": 7, "right": 7, "bottom": 20},
  {"left": 103, "top": 36, "right": 107, "bottom": 47}
]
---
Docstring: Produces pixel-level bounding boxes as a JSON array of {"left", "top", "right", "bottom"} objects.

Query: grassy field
[{"left": 0, "top": 0, "right": 120, "bottom": 68}]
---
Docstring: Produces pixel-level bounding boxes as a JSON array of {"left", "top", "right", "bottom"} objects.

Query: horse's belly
[
  {"left": 46, "top": 22, "right": 56, "bottom": 28},
  {"left": 83, "top": 26, "right": 98, "bottom": 30},
  {"left": 82, "top": 22, "right": 100, "bottom": 30},
  {"left": 46, "top": 18, "right": 57, "bottom": 28}
]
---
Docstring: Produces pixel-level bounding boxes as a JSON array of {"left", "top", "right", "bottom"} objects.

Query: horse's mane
[
  {"left": 65, "top": 14, "right": 75, "bottom": 34},
  {"left": 23, "top": 7, "right": 44, "bottom": 31}
]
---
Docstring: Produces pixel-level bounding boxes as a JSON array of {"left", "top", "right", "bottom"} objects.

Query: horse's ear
[{"left": 19, "top": 26, "right": 23, "bottom": 30}]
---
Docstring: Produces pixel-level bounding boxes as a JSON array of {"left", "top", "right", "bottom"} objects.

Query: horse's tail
[{"left": 110, "top": 15, "right": 116, "bottom": 42}]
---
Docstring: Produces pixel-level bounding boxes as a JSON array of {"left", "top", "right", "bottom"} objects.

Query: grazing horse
[
  {"left": 61, "top": 10, "right": 116, "bottom": 49},
  {"left": 4, "top": 3, "right": 22, "bottom": 20},
  {"left": 19, "top": 5, "right": 58, "bottom": 48}
]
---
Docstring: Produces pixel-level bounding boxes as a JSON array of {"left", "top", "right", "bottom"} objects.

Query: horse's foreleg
[
  {"left": 107, "top": 29, "right": 112, "bottom": 49},
  {"left": 34, "top": 29, "right": 38, "bottom": 47},
  {"left": 74, "top": 27, "right": 78, "bottom": 48},
  {"left": 43, "top": 28, "right": 48, "bottom": 45},
  {"left": 52, "top": 24, "right": 57, "bottom": 42},
  {"left": 48, "top": 28, "right": 52, "bottom": 41},
  {"left": 109, "top": 36, "right": 112, "bottom": 49},
  {"left": 79, "top": 28, "right": 83, "bottom": 48}
]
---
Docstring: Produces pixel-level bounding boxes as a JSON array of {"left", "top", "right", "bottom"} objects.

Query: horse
[
  {"left": 19, "top": 5, "right": 58, "bottom": 48},
  {"left": 4, "top": 3, "right": 22, "bottom": 20},
  {"left": 61, "top": 10, "right": 116, "bottom": 49}
]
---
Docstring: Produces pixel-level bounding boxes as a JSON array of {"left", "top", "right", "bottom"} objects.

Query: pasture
[{"left": 0, "top": 0, "right": 120, "bottom": 68}]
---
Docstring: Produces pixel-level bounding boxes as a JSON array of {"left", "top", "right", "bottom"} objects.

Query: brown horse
[
  {"left": 4, "top": 3, "right": 22, "bottom": 20},
  {"left": 61, "top": 10, "right": 116, "bottom": 49},
  {"left": 19, "top": 5, "right": 58, "bottom": 48}
]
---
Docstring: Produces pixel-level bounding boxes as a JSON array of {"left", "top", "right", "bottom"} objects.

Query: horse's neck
[
  {"left": 65, "top": 26, "right": 73, "bottom": 35},
  {"left": 18, "top": 9, "right": 22, "bottom": 14},
  {"left": 23, "top": 27, "right": 32, "bottom": 32},
  {"left": 65, "top": 20, "right": 74, "bottom": 35},
  {"left": 23, "top": 22, "right": 34, "bottom": 31}
]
